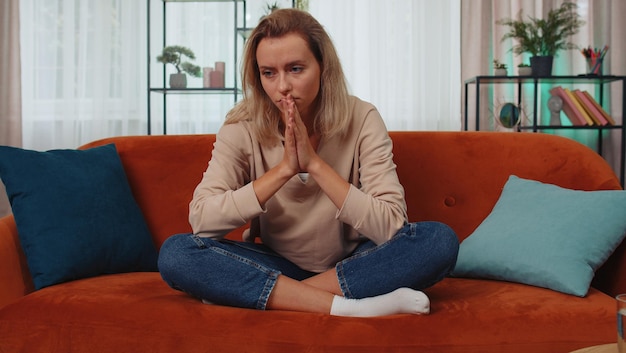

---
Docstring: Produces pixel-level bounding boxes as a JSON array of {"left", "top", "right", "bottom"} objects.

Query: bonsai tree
[
  {"left": 156, "top": 45, "right": 202, "bottom": 78},
  {"left": 497, "top": 1, "right": 584, "bottom": 57}
]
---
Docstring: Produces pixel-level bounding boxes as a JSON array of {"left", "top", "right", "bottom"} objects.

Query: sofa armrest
[{"left": 0, "top": 215, "right": 34, "bottom": 309}]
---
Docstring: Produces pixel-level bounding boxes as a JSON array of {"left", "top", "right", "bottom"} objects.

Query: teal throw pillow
[
  {"left": 451, "top": 175, "right": 626, "bottom": 297},
  {"left": 0, "top": 144, "right": 158, "bottom": 290}
]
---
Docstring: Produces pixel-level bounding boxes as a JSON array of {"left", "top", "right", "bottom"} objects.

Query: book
[
  {"left": 548, "top": 86, "right": 587, "bottom": 126},
  {"left": 564, "top": 88, "right": 595, "bottom": 125},
  {"left": 573, "top": 89, "right": 609, "bottom": 126},
  {"left": 582, "top": 90, "right": 616, "bottom": 125}
]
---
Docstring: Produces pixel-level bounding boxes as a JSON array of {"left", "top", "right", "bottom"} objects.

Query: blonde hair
[{"left": 225, "top": 9, "right": 351, "bottom": 145}]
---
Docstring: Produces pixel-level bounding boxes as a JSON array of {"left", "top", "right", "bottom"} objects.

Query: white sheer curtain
[
  {"left": 153, "top": 0, "right": 462, "bottom": 134},
  {"left": 19, "top": 0, "right": 147, "bottom": 150},
  {"left": 19, "top": 0, "right": 461, "bottom": 151},
  {"left": 309, "top": 1, "right": 461, "bottom": 131}
]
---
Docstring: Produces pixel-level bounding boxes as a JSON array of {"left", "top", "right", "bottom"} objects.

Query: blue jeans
[{"left": 158, "top": 221, "right": 459, "bottom": 310}]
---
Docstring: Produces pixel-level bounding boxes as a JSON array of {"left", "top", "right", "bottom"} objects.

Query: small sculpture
[{"left": 548, "top": 95, "right": 563, "bottom": 125}]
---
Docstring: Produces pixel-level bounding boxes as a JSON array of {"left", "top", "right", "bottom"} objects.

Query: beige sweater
[{"left": 189, "top": 96, "right": 407, "bottom": 272}]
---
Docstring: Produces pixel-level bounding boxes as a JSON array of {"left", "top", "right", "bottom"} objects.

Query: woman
[{"left": 158, "top": 9, "right": 458, "bottom": 317}]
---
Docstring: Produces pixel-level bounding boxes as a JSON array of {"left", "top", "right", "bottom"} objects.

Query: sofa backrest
[
  {"left": 81, "top": 134, "right": 215, "bottom": 247},
  {"left": 390, "top": 131, "right": 621, "bottom": 238},
  {"left": 81, "top": 131, "right": 625, "bottom": 296}
]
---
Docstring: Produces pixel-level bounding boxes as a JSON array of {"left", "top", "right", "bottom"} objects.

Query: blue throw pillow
[
  {"left": 451, "top": 175, "right": 626, "bottom": 297},
  {"left": 0, "top": 144, "right": 158, "bottom": 290}
]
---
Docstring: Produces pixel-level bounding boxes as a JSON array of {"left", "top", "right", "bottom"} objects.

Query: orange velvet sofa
[{"left": 1, "top": 131, "right": 624, "bottom": 352}]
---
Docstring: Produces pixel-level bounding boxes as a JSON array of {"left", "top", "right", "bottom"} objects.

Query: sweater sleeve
[
  {"left": 336, "top": 107, "right": 408, "bottom": 244},
  {"left": 189, "top": 123, "right": 265, "bottom": 238}
]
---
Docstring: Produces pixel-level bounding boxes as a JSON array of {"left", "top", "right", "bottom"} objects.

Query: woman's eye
[
  {"left": 291, "top": 66, "right": 303, "bottom": 73},
  {"left": 261, "top": 70, "right": 274, "bottom": 77}
]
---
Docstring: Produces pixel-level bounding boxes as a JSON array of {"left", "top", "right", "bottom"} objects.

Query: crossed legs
[{"left": 159, "top": 222, "right": 458, "bottom": 317}]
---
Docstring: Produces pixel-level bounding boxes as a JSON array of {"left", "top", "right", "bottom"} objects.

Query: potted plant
[
  {"left": 156, "top": 45, "right": 202, "bottom": 88},
  {"left": 518, "top": 63, "right": 532, "bottom": 76},
  {"left": 497, "top": 0, "right": 584, "bottom": 77},
  {"left": 294, "top": 0, "right": 308, "bottom": 11},
  {"left": 265, "top": 1, "right": 280, "bottom": 14},
  {"left": 493, "top": 60, "right": 508, "bottom": 76}
]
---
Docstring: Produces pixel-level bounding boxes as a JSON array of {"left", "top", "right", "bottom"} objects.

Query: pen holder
[{"left": 586, "top": 57, "right": 603, "bottom": 75}]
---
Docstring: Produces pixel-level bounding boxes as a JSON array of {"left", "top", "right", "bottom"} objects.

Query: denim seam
[
  {"left": 209, "top": 246, "right": 281, "bottom": 310},
  {"left": 189, "top": 234, "right": 207, "bottom": 249},
  {"left": 335, "top": 263, "right": 352, "bottom": 298},
  {"left": 222, "top": 239, "right": 284, "bottom": 258},
  {"left": 336, "top": 240, "right": 395, "bottom": 299},
  {"left": 209, "top": 247, "right": 279, "bottom": 276},
  {"left": 336, "top": 225, "right": 413, "bottom": 299},
  {"left": 257, "top": 271, "right": 279, "bottom": 310}
]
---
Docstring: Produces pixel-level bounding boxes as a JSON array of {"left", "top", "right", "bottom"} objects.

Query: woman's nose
[{"left": 278, "top": 73, "right": 291, "bottom": 93}]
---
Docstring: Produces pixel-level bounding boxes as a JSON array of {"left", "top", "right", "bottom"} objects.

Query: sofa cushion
[
  {"left": 0, "top": 144, "right": 158, "bottom": 290},
  {"left": 452, "top": 175, "right": 626, "bottom": 297}
]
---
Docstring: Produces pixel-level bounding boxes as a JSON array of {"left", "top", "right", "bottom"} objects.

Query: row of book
[{"left": 549, "top": 86, "right": 616, "bottom": 126}]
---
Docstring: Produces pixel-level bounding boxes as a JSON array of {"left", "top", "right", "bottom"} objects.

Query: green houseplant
[
  {"left": 493, "top": 60, "right": 508, "bottom": 76},
  {"left": 497, "top": 1, "right": 584, "bottom": 76},
  {"left": 518, "top": 63, "right": 532, "bottom": 76},
  {"left": 156, "top": 45, "right": 202, "bottom": 88},
  {"left": 264, "top": 1, "right": 280, "bottom": 15}
]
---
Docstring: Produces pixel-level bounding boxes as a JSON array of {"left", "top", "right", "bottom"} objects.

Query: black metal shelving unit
[
  {"left": 146, "top": 0, "right": 247, "bottom": 135},
  {"left": 464, "top": 75, "right": 626, "bottom": 186}
]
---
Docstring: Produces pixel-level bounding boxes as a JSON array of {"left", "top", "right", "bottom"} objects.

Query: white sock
[{"left": 329, "top": 288, "right": 430, "bottom": 317}]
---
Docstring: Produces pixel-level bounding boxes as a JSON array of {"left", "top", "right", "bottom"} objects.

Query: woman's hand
[
  {"left": 255, "top": 94, "right": 348, "bottom": 211},
  {"left": 281, "top": 101, "right": 300, "bottom": 176},
  {"left": 282, "top": 95, "right": 320, "bottom": 172},
  {"left": 251, "top": 95, "right": 305, "bottom": 207}
]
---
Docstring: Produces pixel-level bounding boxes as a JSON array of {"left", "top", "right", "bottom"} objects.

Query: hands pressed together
[
  {"left": 280, "top": 94, "right": 321, "bottom": 176},
  {"left": 253, "top": 94, "right": 349, "bottom": 209}
]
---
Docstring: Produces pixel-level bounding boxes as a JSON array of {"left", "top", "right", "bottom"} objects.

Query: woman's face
[{"left": 256, "top": 32, "right": 321, "bottom": 123}]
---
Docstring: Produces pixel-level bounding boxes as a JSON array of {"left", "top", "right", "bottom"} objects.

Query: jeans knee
[
  {"left": 433, "top": 222, "right": 460, "bottom": 270},
  {"left": 157, "top": 233, "right": 193, "bottom": 285},
  {"left": 408, "top": 221, "right": 459, "bottom": 273},
  {"left": 430, "top": 221, "right": 458, "bottom": 248},
  {"left": 157, "top": 233, "right": 178, "bottom": 265}
]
